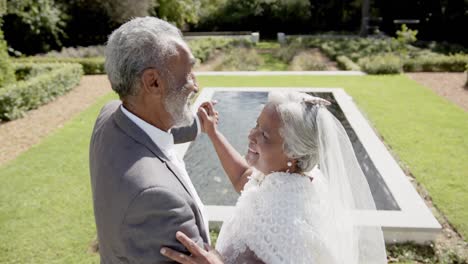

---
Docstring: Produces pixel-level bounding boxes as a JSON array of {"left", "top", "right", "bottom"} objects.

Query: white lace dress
[{"left": 215, "top": 171, "right": 338, "bottom": 264}]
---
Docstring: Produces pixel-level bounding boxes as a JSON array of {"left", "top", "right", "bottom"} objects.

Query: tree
[
  {"left": 195, "top": 0, "right": 311, "bottom": 36},
  {"left": 0, "top": 0, "right": 14, "bottom": 87},
  {"left": 151, "top": 0, "right": 200, "bottom": 29},
  {"left": 2, "top": 0, "right": 67, "bottom": 54}
]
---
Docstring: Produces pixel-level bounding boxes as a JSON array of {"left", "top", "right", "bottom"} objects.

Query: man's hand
[
  {"left": 161, "top": 231, "right": 224, "bottom": 264},
  {"left": 197, "top": 101, "right": 219, "bottom": 136}
]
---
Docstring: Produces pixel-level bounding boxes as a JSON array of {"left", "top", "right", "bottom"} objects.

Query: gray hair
[
  {"left": 105, "top": 16, "right": 183, "bottom": 98},
  {"left": 268, "top": 91, "right": 321, "bottom": 172}
]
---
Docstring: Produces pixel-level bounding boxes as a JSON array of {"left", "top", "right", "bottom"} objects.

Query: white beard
[
  {"left": 164, "top": 81, "right": 194, "bottom": 128},
  {"left": 168, "top": 98, "right": 193, "bottom": 128}
]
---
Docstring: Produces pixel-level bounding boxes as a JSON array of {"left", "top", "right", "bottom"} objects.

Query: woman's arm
[{"left": 198, "top": 102, "right": 252, "bottom": 193}]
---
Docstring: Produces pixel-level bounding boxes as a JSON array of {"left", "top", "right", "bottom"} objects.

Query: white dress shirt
[{"left": 120, "top": 105, "right": 210, "bottom": 240}]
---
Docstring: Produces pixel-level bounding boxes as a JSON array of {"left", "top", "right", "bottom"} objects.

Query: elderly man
[{"left": 89, "top": 17, "right": 220, "bottom": 263}]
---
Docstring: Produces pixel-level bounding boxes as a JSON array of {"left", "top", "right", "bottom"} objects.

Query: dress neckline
[{"left": 251, "top": 171, "right": 314, "bottom": 186}]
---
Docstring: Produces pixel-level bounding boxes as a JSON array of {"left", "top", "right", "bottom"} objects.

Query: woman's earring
[{"left": 286, "top": 161, "right": 292, "bottom": 173}]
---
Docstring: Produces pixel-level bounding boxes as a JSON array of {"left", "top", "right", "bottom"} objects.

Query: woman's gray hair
[
  {"left": 105, "top": 16, "right": 183, "bottom": 98},
  {"left": 268, "top": 91, "right": 321, "bottom": 172}
]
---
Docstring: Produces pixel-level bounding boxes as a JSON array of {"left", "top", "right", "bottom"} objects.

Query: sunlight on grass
[{"left": 0, "top": 92, "right": 117, "bottom": 263}]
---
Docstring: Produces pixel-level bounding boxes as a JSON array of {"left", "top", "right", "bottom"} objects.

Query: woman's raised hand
[{"left": 197, "top": 101, "right": 219, "bottom": 137}]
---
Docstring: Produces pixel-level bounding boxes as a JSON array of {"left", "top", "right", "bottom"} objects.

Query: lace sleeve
[
  {"left": 217, "top": 173, "right": 338, "bottom": 264},
  {"left": 242, "top": 174, "right": 335, "bottom": 263},
  {"left": 235, "top": 246, "right": 266, "bottom": 264}
]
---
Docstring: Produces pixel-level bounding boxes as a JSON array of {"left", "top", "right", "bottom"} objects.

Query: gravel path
[
  {"left": 0, "top": 75, "right": 111, "bottom": 166},
  {"left": 406, "top": 72, "right": 468, "bottom": 111}
]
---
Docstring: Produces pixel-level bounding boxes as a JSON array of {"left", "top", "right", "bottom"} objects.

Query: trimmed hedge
[
  {"left": 336, "top": 55, "right": 361, "bottom": 71},
  {"left": 0, "top": 63, "right": 83, "bottom": 120},
  {"left": 291, "top": 36, "right": 468, "bottom": 74},
  {"left": 14, "top": 57, "right": 104, "bottom": 75},
  {"left": 14, "top": 63, "right": 58, "bottom": 81},
  {"left": 358, "top": 54, "right": 403, "bottom": 74},
  {"left": 403, "top": 54, "right": 468, "bottom": 72},
  {"left": 188, "top": 37, "right": 254, "bottom": 63}
]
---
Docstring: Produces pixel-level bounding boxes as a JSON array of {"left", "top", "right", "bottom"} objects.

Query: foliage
[
  {"left": 290, "top": 36, "right": 467, "bottom": 74},
  {"left": 197, "top": 0, "right": 467, "bottom": 46},
  {"left": 414, "top": 41, "right": 468, "bottom": 55},
  {"left": 394, "top": 24, "right": 418, "bottom": 57},
  {"left": 403, "top": 54, "right": 468, "bottom": 72},
  {"left": 187, "top": 37, "right": 253, "bottom": 63},
  {"left": 43, "top": 45, "right": 106, "bottom": 58},
  {"left": 386, "top": 242, "right": 467, "bottom": 264},
  {"left": 0, "top": 18, "right": 14, "bottom": 87},
  {"left": 196, "top": 0, "right": 311, "bottom": 36},
  {"left": 295, "top": 36, "right": 399, "bottom": 61},
  {"left": 151, "top": 0, "right": 200, "bottom": 28},
  {"left": 3, "top": 0, "right": 66, "bottom": 54},
  {"left": 373, "top": 0, "right": 466, "bottom": 46},
  {"left": 395, "top": 24, "right": 418, "bottom": 46},
  {"left": 2, "top": 0, "right": 202, "bottom": 53},
  {"left": 214, "top": 47, "right": 263, "bottom": 71},
  {"left": 289, "top": 51, "right": 327, "bottom": 71},
  {"left": 13, "top": 63, "right": 55, "bottom": 81},
  {"left": 66, "top": 0, "right": 199, "bottom": 28},
  {"left": 274, "top": 41, "right": 304, "bottom": 63},
  {"left": 336, "top": 55, "right": 361, "bottom": 71},
  {"left": 0, "top": 0, "right": 5, "bottom": 16},
  {"left": 0, "top": 63, "right": 83, "bottom": 120},
  {"left": 15, "top": 57, "right": 104, "bottom": 75},
  {"left": 358, "top": 54, "right": 402, "bottom": 74},
  {"left": 94, "top": 0, "right": 153, "bottom": 24}
]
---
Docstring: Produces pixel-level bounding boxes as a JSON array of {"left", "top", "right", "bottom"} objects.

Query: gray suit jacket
[{"left": 89, "top": 100, "right": 209, "bottom": 264}]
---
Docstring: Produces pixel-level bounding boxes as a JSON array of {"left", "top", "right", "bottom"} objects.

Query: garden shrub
[
  {"left": 3, "top": 0, "right": 66, "bottom": 55},
  {"left": 13, "top": 38, "right": 253, "bottom": 75},
  {"left": 14, "top": 57, "right": 104, "bottom": 75},
  {"left": 336, "top": 55, "right": 360, "bottom": 71},
  {"left": 214, "top": 47, "right": 263, "bottom": 71},
  {"left": 43, "top": 45, "right": 105, "bottom": 58},
  {"left": 275, "top": 41, "right": 303, "bottom": 63},
  {"left": 414, "top": 41, "right": 468, "bottom": 55},
  {"left": 0, "top": 63, "right": 83, "bottom": 120},
  {"left": 292, "top": 36, "right": 468, "bottom": 74},
  {"left": 358, "top": 54, "right": 402, "bottom": 74},
  {"left": 188, "top": 37, "right": 253, "bottom": 63},
  {"left": 289, "top": 51, "right": 327, "bottom": 71},
  {"left": 0, "top": 26, "right": 14, "bottom": 87},
  {"left": 403, "top": 54, "right": 468, "bottom": 72},
  {"left": 13, "top": 63, "right": 58, "bottom": 81}
]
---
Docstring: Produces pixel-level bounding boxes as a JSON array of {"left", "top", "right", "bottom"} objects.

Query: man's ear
[{"left": 141, "top": 68, "right": 163, "bottom": 96}]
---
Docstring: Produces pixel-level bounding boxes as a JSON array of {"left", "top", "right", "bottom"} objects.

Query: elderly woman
[{"left": 161, "top": 91, "right": 387, "bottom": 264}]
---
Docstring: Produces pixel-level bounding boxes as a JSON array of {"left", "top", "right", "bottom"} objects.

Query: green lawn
[
  {"left": 0, "top": 93, "right": 116, "bottom": 263},
  {"left": 0, "top": 74, "right": 466, "bottom": 263}
]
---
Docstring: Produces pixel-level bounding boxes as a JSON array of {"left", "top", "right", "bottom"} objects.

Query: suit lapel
[
  {"left": 112, "top": 105, "right": 195, "bottom": 199},
  {"left": 113, "top": 104, "right": 209, "bottom": 242}
]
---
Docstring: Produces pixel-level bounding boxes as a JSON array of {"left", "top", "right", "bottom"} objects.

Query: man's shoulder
[{"left": 99, "top": 100, "right": 121, "bottom": 119}]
